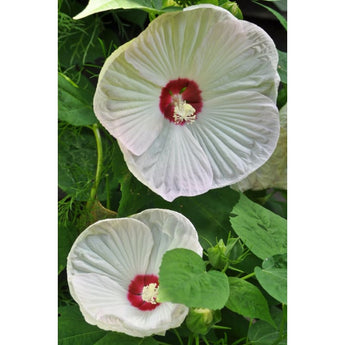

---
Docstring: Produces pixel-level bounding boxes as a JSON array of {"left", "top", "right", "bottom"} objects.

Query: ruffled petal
[
  {"left": 192, "top": 13, "right": 279, "bottom": 103},
  {"left": 94, "top": 45, "right": 164, "bottom": 156},
  {"left": 119, "top": 124, "right": 213, "bottom": 201},
  {"left": 231, "top": 103, "right": 287, "bottom": 191},
  {"left": 189, "top": 91, "right": 280, "bottom": 187},
  {"left": 131, "top": 209, "right": 203, "bottom": 273},
  {"left": 124, "top": 5, "right": 231, "bottom": 86},
  {"left": 67, "top": 218, "right": 153, "bottom": 291}
]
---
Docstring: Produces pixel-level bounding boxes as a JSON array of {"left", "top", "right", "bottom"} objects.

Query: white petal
[
  {"left": 124, "top": 5, "right": 231, "bottom": 85},
  {"left": 232, "top": 103, "right": 287, "bottom": 191},
  {"left": 189, "top": 91, "right": 280, "bottom": 187},
  {"left": 69, "top": 273, "right": 189, "bottom": 337},
  {"left": 94, "top": 45, "right": 163, "bottom": 156},
  {"left": 67, "top": 218, "right": 153, "bottom": 291},
  {"left": 193, "top": 15, "right": 279, "bottom": 103},
  {"left": 118, "top": 124, "right": 213, "bottom": 202},
  {"left": 131, "top": 209, "right": 203, "bottom": 273}
]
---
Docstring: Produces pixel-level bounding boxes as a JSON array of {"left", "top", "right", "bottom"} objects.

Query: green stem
[
  {"left": 240, "top": 272, "right": 256, "bottom": 280},
  {"left": 195, "top": 335, "right": 199, "bottom": 345},
  {"left": 244, "top": 319, "right": 254, "bottom": 345},
  {"left": 173, "top": 329, "right": 184, "bottom": 345},
  {"left": 201, "top": 335, "right": 210, "bottom": 345},
  {"left": 86, "top": 124, "right": 103, "bottom": 210},
  {"left": 221, "top": 261, "right": 229, "bottom": 273}
]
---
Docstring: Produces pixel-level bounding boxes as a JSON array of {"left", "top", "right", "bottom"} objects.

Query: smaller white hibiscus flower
[
  {"left": 94, "top": 4, "right": 280, "bottom": 201},
  {"left": 67, "top": 209, "right": 203, "bottom": 337}
]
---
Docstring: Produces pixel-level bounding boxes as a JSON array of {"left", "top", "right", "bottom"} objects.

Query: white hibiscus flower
[
  {"left": 67, "top": 209, "right": 203, "bottom": 337},
  {"left": 94, "top": 4, "right": 280, "bottom": 201}
]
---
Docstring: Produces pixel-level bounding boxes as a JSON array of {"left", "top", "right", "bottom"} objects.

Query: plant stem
[
  {"left": 173, "top": 329, "right": 184, "bottom": 345},
  {"left": 240, "top": 272, "right": 256, "bottom": 280},
  {"left": 201, "top": 335, "right": 210, "bottom": 345},
  {"left": 86, "top": 124, "right": 103, "bottom": 210}
]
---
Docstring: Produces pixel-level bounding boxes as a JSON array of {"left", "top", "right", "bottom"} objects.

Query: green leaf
[
  {"left": 58, "top": 73, "right": 98, "bottom": 126},
  {"left": 58, "top": 305, "right": 106, "bottom": 345},
  {"left": 277, "top": 50, "right": 287, "bottom": 84},
  {"left": 158, "top": 248, "right": 229, "bottom": 309},
  {"left": 260, "top": 0, "right": 287, "bottom": 12},
  {"left": 248, "top": 306, "right": 287, "bottom": 345},
  {"left": 255, "top": 254, "right": 287, "bottom": 304},
  {"left": 118, "top": 176, "right": 240, "bottom": 249},
  {"left": 58, "top": 305, "right": 159, "bottom": 345},
  {"left": 58, "top": 222, "right": 80, "bottom": 274},
  {"left": 230, "top": 193, "right": 287, "bottom": 260},
  {"left": 74, "top": 0, "right": 175, "bottom": 20},
  {"left": 253, "top": 1, "right": 287, "bottom": 30},
  {"left": 226, "top": 277, "right": 274, "bottom": 326}
]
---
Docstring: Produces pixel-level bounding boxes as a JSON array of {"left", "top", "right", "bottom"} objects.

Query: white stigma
[
  {"left": 142, "top": 283, "right": 159, "bottom": 304},
  {"left": 172, "top": 94, "right": 196, "bottom": 125}
]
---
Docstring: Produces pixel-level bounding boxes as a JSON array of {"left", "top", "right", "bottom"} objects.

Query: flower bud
[
  {"left": 207, "top": 239, "right": 228, "bottom": 270},
  {"left": 221, "top": 1, "right": 243, "bottom": 20},
  {"left": 186, "top": 308, "right": 221, "bottom": 335}
]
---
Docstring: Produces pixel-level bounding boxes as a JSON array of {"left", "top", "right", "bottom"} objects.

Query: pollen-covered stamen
[
  {"left": 159, "top": 78, "right": 203, "bottom": 125},
  {"left": 127, "top": 274, "right": 161, "bottom": 311},
  {"left": 142, "top": 283, "right": 159, "bottom": 304},
  {"left": 172, "top": 94, "right": 196, "bottom": 125}
]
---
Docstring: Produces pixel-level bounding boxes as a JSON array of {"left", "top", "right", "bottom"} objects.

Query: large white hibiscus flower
[
  {"left": 67, "top": 209, "right": 203, "bottom": 337},
  {"left": 94, "top": 4, "right": 280, "bottom": 201}
]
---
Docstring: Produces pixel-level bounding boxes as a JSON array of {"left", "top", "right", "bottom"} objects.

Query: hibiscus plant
[{"left": 58, "top": 1, "right": 287, "bottom": 344}]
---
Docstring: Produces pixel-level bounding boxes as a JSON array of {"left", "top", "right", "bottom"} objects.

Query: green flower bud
[
  {"left": 207, "top": 239, "right": 228, "bottom": 270},
  {"left": 186, "top": 308, "right": 221, "bottom": 335},
  {"left": 221, "top": 1, "right": 243, "bottom": 20}
]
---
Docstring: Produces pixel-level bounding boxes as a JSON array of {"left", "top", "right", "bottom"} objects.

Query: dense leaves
[{"left": 58, "top": 73, "right": 98, "bottom": 126}]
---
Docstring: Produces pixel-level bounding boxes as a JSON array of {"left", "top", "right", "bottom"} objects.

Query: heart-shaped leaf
[
  {"left": 158, "top": 248, "right": 229, "bottom": 309},
  {"left": 255, "top": 254, "right": 287, "bottom": 304},
  {"left": 230, "top": 193, "right": 287, "bottom": 260},
  {"left": 226, "top": 277, "right": 275, "bottom": 326}
]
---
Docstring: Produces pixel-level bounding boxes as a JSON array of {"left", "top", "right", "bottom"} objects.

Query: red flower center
[
  {"left": 159, "top": 78, "right": 203, "bottom": 125},
  {"left": 127, "top": 274, "right": 160, "bottom": 311}
]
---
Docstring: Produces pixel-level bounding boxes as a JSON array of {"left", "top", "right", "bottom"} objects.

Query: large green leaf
[
  {"left": 247, "top": 306, "right": 287, "bottom": 345},
  {"left": 255, "top": 254, "right": 287, "bottom": 304},
  {"left": 58, "top": 305, "right": 159, "bottom": 345},
  {"left": 229, "top": 193, "right": 287, "bottom": 260},
  {"left": 158, "top": 248, "right": 229, "bottom": 309},
  {"left": 58, "top": 305, "right": 106, "bottom": 345},
  {"left": 58, "top": 73, "right": 98, "bottom": 126},
  {"left": 74, "top": 0, "right": 179, "bottom": 20},
  {"left": 226, "top": 277, "right": 274, "bottom": 326}
]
